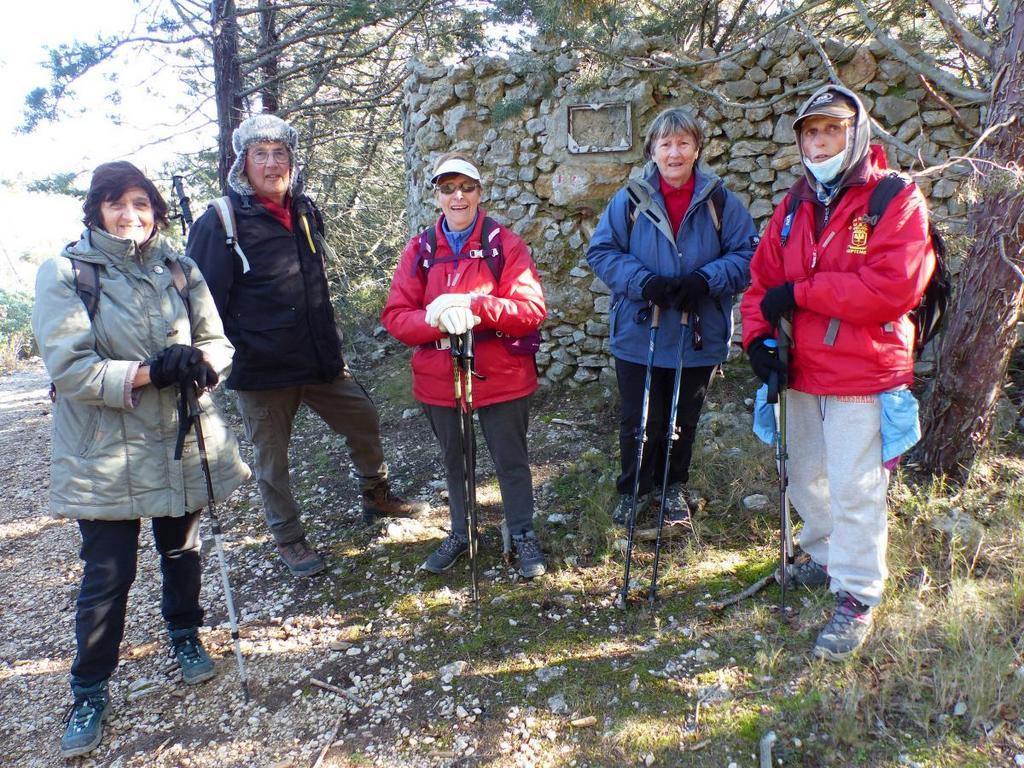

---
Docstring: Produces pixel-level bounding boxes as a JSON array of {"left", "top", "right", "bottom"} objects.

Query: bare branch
[
  {"left": 913, "top": 116, "right": 1019, "bottom": 178},
  {"left": 917, "top": 74, "right": 982, "bottom": 138},
  {"left": 852, "top": 0, "right": 987, "bottom": 103},
  {"left": 922, "top": 0, "right": 993, "bottom": 61}
]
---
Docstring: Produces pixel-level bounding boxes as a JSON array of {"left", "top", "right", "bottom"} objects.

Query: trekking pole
[
  {"left": 450, "top": 332, "right": 480, "bottom": 617},
  {"left": 182, "top": 384, "right": 251, "bottom": 701},
  {"left": 171, "top": 175, "right": 194, "bottom": 236},
  {"left": 648, "top": 310, "right": 691, "bottom": 605},
  {"left": 617, "top": 305, "right": 662, "bottom": 609},
  {"left": 766, "top": 317, "right": 795, "bottom": 615}
]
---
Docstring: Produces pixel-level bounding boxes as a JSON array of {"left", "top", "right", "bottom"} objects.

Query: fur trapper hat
[{"left": 227, "top": 114, "right": 299, "bottom": 196}]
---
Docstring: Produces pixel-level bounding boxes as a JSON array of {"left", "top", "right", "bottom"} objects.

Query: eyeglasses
[
  {"left": 249, "top": 148, "right": 290, "bottom": 165},
  {"left": 435, "top": 181, "right": 480, "bottom": 195}
]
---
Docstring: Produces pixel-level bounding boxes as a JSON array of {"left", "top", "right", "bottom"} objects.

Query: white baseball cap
[{"left": 430, "top": 157, "right": 482, "bottom": 185}]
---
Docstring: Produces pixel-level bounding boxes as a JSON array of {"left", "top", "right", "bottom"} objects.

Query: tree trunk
[
  {"left": 212, "top": 0, "right": 245, "bottom": 193},
  {"left": 258, "top": 0, "right": 280, "bottom": 114},
  {"left": 917, "top": 0, "right": 1024, "bottom": 481}
]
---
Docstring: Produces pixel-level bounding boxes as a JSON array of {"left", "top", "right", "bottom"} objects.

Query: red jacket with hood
[
  {"left": 382, "top": 210, "right": 546, "bottom": 408},
  {"left": 741, "top": 86, "right": 935, "bottom": 395}
]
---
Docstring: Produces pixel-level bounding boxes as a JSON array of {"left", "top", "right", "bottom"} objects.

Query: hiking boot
[
  {"left": 813, "top": 591, "right": 874, "bottom": 661},
  {"left": 776, "top": 551, "right": 829, "bottom": 589},
  {"left": 613, "top": 492, "right": 652, "bottom": 526},
  {"left": 362, "top": 484, "right": 429, "bottom": 524},
  {"left": 512, "top": 530, "right": 547, "bottom": 578},
  {"left": 277, "top": 537, "right": 326, "bottom": 577},
  {"left": 658, "top": 483, "right": 693, "bottom": 525},
  {"left": 169, "top": 628, "right": 217, "bottom": 685},
  {"left": 60, "top": 681, "right": 110, "bottom": 758},
  {"left": 421, "top": 533, "right": 469, "bottom": 574}
]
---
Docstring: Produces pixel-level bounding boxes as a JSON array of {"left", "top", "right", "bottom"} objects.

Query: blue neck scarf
[{"left": 441, "top": 212, "right": 479, "bottom": 258}]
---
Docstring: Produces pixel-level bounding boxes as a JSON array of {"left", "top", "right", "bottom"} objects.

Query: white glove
[
  {"left": 424, "top": 292, "right": 473, "bottom": 327},
  {"left": 438, "top": 306, "right": 480, "bottom": 336}
]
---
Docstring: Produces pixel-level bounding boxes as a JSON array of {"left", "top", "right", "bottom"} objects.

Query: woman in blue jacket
[{"left": 586, "top": 107, "right": 756, "bottom": 525}]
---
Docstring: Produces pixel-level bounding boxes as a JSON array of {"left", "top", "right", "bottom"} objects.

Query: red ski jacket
[
  {"left": 382, "top": 210, "right": 546, "bottom": 408},
  {"left": 741, "top": 146, "right": 936, "bottom": 395}
]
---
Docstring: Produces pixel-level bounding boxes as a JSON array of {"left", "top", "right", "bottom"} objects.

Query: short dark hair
[{"left": 82, "top": 161, "right": 170, "bottom": 231}]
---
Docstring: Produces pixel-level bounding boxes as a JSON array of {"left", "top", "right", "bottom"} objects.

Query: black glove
[
  {"left": 148, "top": 344, "right": 202, "bottom": 389},
  {"left": 641, "top": 275, "right": 682, "bottom": 308},
  {"left": 760, "top": 282, "right": 796, "bottom": 328},
  {"left": 747, "top": 335, "right": 787, "bottom": 387},
  {"left": 672, "top": 273, "right": 709, "bottom": 311},
  {"left": 185, "top": 358, "right": 219, "bottom": 391}
]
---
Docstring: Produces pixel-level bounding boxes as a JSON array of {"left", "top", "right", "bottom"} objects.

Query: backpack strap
[
  {"left": 69, "top": 258, "right": 100, "bottom": 320},
  {"left": 165, "top": 258, "right": 192, "bottom": 320},
  {"left": 866, "top": 173, "right": 910, "bottom": 226},
  {"left": 416, "top": 217, "right": 504, "bottom": 283},
  {"left": 209, "top": 196, "right": 251, "bottom": 274},
  {"left": 779, "top": 193, "right": 801, "bottom": 247},
  {"left": 625, "top": 180, "right": 676, "bottom": 245},
  {"left": 707, "top": 184, "right": 727, "bottom": 234}
]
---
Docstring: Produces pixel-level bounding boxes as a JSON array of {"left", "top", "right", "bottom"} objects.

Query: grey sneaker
[
  {"left": 512, "top": 530, "right": 547, "bottom": 578},
  {"left": 421, "top": 533, "right": 469, "bottom": 574},
  {"left": 277, "top": 537, "right": 326, "bottom": 577},
  {"left": 362, "top": 484, "right": 429, "bottom": 524},
  {"left": 613, "top": 492, "right": 652, "bottom": 526},
  {"left": 814, "top": 591, "right": 874, "bottom": 661},
  {"left": 777, "top": 552, "right": 829, "bottom": 588},
  {"left": 169, "top": 628, "right": 217, "bottom": 684},
  {"left": 658, "top": 483, "right": 693, "bottom": 525},
  {"left": 60, "top": 682, "right": 110, "bottom": 758}
]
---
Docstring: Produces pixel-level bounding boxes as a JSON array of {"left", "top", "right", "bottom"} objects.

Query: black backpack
[{"left": 778, "top": 173, "right": 950, "bottom": 354}]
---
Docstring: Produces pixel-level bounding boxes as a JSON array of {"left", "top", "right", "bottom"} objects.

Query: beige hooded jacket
[{"left": 32, "top": 227, "right": 250, "bottom": 520}]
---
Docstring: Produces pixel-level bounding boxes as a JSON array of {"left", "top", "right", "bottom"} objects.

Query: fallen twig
[
  {"left": 707, "top": 574, "right": 775, "bottom": 611},
  {"left": 310, "top": 677, "right": 361, "bottom": 705},
  {"left": 311, "top": 715, "right": 344, "bottom": 768}
]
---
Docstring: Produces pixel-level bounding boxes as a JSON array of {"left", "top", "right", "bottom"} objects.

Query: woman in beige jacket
[{"left": 32, "top": 161, "right": 250, "bottom": 758}]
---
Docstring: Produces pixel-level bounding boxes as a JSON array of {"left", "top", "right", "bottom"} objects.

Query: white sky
[{"left": 0, "top": 0, "right": 208, "bottom": 290}]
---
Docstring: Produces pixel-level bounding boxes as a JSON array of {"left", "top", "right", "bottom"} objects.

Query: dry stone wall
[{"left": 402, "top": 29, "right": 976, "bottom": 386}]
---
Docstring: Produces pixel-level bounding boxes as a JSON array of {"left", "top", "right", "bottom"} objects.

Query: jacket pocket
[{"left": 77, "top": 407, "right": 101, "bottom": 457}]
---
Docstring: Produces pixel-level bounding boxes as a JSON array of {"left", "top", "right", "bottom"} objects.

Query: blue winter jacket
[{"left": 586, "top": 166, "right": 756, "bottom": 368}]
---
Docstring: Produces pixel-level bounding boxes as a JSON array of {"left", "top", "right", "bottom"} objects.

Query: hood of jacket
[
  {"left": 62, "top": 227, "right": 179, "bottom": 268},
  {"left": 793, "top": 84, "right": 872, "bottom": 199}
]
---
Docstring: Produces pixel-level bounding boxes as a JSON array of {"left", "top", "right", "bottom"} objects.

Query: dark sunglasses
[{"left": 435, "top": 181, "right": 480, "bottom": 195}]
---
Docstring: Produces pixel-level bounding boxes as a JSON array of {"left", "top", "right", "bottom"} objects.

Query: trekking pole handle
[
  {"left": 171, "top": 175, "right": 193, "bottom": 231},
  {"left": 651, "top": 304, "right": 662, "bottom": 328},
  {"left": 765, "top": 338, "right": 779, "bottom": 404}
]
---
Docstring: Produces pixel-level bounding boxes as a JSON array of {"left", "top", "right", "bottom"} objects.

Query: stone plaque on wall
[{"left": 566, "top": 102, "right": 632, "bottom": 154}]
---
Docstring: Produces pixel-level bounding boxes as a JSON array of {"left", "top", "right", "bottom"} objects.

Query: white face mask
[{"left": 804, "top": 149, "right": 847, "bottom": 185}]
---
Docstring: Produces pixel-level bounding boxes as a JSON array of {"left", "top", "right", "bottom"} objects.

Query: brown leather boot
[{"left": 362, "top": 484, "right": 429, "bottom": 524}]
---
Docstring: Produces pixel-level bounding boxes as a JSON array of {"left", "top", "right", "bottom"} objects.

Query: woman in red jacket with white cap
[{"left": 382, "top": 152, "right": 547, "bottom": 578}]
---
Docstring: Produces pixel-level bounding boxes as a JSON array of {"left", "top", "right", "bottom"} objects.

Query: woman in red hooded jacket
[
  {"left": 741, "top": 85, "right": 934, "bottom": 661},
  {"left": 382, "top": 152, "right": 547, "bottom": 578}
]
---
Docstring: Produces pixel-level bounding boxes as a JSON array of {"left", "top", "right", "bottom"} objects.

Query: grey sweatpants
[
  {"left": 422, "top": 396, "right": 535, "bottom": 538},
  {"left": 236, "top": 370, "right": 388, "bottom": 545},
  {"left": 785, "top": 389, "right": 889, "bottom": 607}
]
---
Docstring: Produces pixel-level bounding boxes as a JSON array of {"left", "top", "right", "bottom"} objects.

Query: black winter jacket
[{"left": 185, "top": 191, "right": 344, "bottom": 390}]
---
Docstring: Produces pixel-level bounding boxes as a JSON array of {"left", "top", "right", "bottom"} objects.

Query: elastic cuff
[{"left": 124, "top": 361, "right": 142, "bottom": 408}]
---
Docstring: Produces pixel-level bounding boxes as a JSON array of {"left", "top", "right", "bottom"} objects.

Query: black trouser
[
  {"left": 615, "top": 358, "right": 715, "bottom": 496},
  {"left": 70, "top": 512, "right": 204, "bottom": 690},
  {"left": 422, "top": 397, "right": 535, "bottom": 538}
]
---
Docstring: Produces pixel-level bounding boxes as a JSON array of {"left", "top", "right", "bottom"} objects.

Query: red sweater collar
[{"left": 256, "top": 194, "right": 293, "bottom": 231}]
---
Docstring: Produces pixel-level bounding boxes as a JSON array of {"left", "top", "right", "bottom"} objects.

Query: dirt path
[{"left": 0, "top": 355, "right": 606, "bottom": 768}]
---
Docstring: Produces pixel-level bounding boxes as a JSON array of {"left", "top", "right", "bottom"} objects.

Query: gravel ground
[{"left": 0, "top": 358, "right": 556, "bottom": 768}]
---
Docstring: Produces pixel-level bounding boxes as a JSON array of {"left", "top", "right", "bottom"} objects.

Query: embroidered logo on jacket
[{"left": 848, "top": 217, "right": 869, "bottom": 254}]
